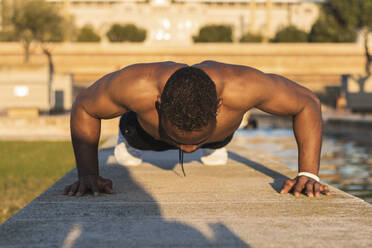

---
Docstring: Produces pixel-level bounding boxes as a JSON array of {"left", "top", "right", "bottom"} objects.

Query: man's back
[{"left": 78, "top": 60, "right": 252, "bottom": 143}]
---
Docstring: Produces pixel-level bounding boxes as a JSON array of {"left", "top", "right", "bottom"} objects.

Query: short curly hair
[{"left": 160, "top": 66, "right": 218, "bottom": 131}]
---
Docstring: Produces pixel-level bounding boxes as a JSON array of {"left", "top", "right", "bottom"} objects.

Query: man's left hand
[{"left": 280, "top": 176, "right": 330, "bottom": 197}]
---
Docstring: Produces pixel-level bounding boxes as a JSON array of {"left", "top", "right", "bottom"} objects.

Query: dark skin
[{"left": 63, "top": 60, "right": 330, "bottom": 198}]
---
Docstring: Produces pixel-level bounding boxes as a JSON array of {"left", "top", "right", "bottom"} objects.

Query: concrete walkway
[{"left": 1, "top": 136, "right": 371, "bottom": 248}]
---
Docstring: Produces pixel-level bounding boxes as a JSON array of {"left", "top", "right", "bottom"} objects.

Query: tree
[
  {"left": 308, "top": 14, "right": 357, "bottom": 43},
  {"left": 311, "top": 0, "right": 372, "bottom": 81},
  {"left": 10, "top": 0, "right": 65, "bottom": 63},
  {"left": 106, "top": 24, "right": 146, "bottom": 42},
  {"left": 270, "top": 26, "right": 308, "bottom": 43},
  {"left": 9, "top": 0, "right": 66, "bottom": 110},
  {"left": 76, "top": 25, "right": 101, "bottom": 42},
  {"left": 308, "top": 0, "right": 360, "bottom": 43},
  {"left": 193, "top": 25, "right": 233, "bottom": 43}
]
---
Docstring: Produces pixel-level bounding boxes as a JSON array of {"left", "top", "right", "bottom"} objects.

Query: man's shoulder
[
  {"left": 194, "top": 60, "right": 264, "bottom": 83},
  {"left": 108, "top": 62, "right": 186, "bottom": 112},
  {"left": 196, "top": 61, "right": 271, "bottom": 111},
  {"left": 114, "top": 61, "right": 187, "bottom": 85}
]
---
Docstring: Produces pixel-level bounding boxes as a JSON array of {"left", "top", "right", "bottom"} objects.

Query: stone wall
[{"left": 0, "top": 42, "right": 366, "bottom": 92}]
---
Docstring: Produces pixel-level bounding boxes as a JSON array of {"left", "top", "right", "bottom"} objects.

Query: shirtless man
[{"left": 63, "top": 60, "right": 330, "bottom": 198}]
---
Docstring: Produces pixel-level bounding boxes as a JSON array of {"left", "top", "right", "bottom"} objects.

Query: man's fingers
[
  {"left": 63, "top": 177, "right": 115, "bottom": 197},
  {"left": 68, "top": 182, "right": 79, "bottom": 196},
  {"left": 293, "top": 177, "right": 307, "bottom": 197},
  {"left": 83, "top": 175, "right": 100, "bottom": 196},
  {"left": 105, "top": 179, "right": 113, "bottom": 188},
  {"left": 314, "top": 183, "right": 321, "bottom": 197},
  {"left": 63, "top": 185, "right": 72, "bottom": 195},
  {"left": 90, "top": 181, "right": 100, "bottom": 196},
  {"left": 280, "top": 177, "right": 330, "bottom": 198},
  {"left": 305, "top": 181, "right": 315, "bottom": 197},
  {"left": 76, "top": 184, "right": 87, "bottom": 197},
  {"left": 320, "top": 184, "right": 331, "bottom": 195},
  {"left": 103, "top": 184, "right": 114, "bottom": 194},
  {"left": 102, "top": 179, "right": 113, "bottom": 194},
  {"left": 280, "top": 179, "right": 296, "bottom": 194}
]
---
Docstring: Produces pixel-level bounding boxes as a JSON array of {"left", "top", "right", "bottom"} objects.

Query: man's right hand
[{"left": 62, "top": 175, "right": 114, "bottom": 197}]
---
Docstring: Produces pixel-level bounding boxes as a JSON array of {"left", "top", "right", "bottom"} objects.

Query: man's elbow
[{"left": 296, "top": 93, "right": 321, "bottom": 117}]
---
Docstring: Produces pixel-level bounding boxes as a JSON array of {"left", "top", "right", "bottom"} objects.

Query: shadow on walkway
[
  {"left": 57, "top": 147, "right": 251, "bottom": 247},
  {"left": 228, "top": 151, "right": 289, "bottom": 193}
]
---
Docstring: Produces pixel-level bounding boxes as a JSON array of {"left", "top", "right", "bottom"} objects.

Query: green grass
[{"left": 0, "top": 141, "right": 76, "bottom": 224}]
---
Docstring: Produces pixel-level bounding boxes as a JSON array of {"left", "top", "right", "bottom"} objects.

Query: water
[{"left": 235, "top": 128, "right": 372, "bottom": 203}]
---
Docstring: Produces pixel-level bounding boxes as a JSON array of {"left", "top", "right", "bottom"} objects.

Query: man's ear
[
  {"left": 155, "top": 95, "right": 161, "bottom": 111},
  {"left": 217, "top": 98, "right": 223, "bottom": 110}
]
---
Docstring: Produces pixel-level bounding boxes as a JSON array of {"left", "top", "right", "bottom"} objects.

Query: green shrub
[
  {"left": 240, "top": 32, "right": 263, "bottom": 43},
  {"left": 308, "top": 15, "right": 357, "bottom": 43},
  {"left": 193, "top": 25, "right": 233, "bottom": 43},
  {"left": 76, "top": 25, "right": 101, "bottom": 42},
  {"left": 106, "top": 24, "right": 146, "bottom": 42},
  {"left": 0, "top": 141, "right": 75, "bottom": 223},
  {"left": 270, "top": 25, "right": 308, "bottom": 43}
]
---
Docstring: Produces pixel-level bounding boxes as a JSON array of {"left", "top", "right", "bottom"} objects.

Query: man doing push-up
[{"left": 63, "top": 60, "right": 330, "bottom": 198}]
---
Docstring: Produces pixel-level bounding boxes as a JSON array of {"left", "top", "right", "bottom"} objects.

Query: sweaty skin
[{"left": 63, "top": 60, "right": 330, "bottom": 198}]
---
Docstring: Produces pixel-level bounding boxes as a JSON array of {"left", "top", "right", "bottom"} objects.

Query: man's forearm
[
  {"left": 71, "top": 134, "right": 100, "bottom": 177},
  {"left": 292, "top": 97, "right": 322, "bottom": 175},
  {"left": 70, "top": 103, "right": 101, "bottom": 178}
]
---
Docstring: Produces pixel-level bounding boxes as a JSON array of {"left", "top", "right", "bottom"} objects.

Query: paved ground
[{"left": 0, "top": 136, "right": 371, "bottom": 248}]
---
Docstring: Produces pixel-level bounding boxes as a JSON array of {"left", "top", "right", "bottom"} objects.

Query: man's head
[{"left": 157, "top": 66, "right": 221, "bottom": 152}]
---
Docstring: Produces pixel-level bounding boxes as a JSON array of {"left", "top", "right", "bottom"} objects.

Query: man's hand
[
  {"left": 280, "top": 176, "right": 330, "bottom": 197},
  {"left": 62, "top": 175, "right": 114, "bottom": 197}
]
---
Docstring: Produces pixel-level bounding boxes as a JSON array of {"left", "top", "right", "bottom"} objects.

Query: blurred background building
[
  {"left": 0, "top": 67, "right": 73, "bottom": 115},
  {"left": 1, "top": 0, "right": 371, "bottom": 115},
  {"left": 1, "top": 0, "right": 323, "bottom": 44}
]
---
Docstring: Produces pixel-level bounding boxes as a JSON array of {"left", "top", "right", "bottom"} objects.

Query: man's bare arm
[
  {"left": 255, "top": 74, "right": 322, "bottom": 175},
  {"left": 229, "top": 67, "right": 330, "bottom": 197},
  {"left": 257, "top": 73, "right": 329, "bottom": 197},
  {"left": 64, "top": 70, "right": 129, "bottom": 197}
]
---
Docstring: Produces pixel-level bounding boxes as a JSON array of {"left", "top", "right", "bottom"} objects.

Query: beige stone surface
[
  {"left": 7, "top": 108, "right": 39, "bottom": 117},
  {"left": 0, "top": 43, "right": 366, "bottom": 94},
  {"left": 0, "top": 43, "right": 365, "bottom": 76},
  {"left": 0, "top": 114, "right": 119, "bottom": 140}
]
